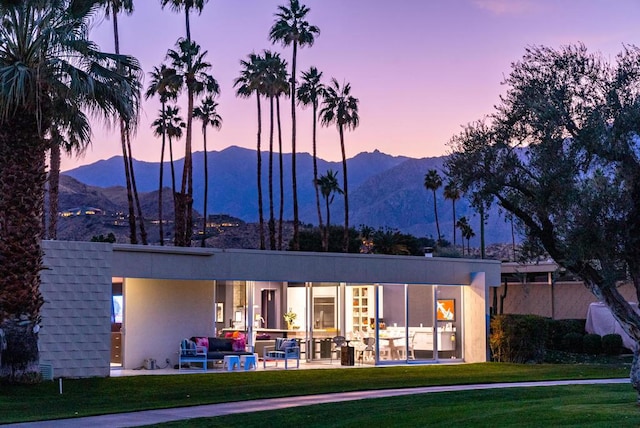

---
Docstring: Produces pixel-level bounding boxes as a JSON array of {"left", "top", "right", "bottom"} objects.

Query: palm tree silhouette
[
  {"left": 298, "top": 66, "right": 326, "bottom": 249},
  {"left": 317, "top": 170, "right": 343, "bottom": 251},
  {"left": 160, "top": 0, "right": 208, "bottom": 42},
  {"left": 146, "top": 64, "right": 180, "bottom": 245},
  {"left": 443, "top": 180, "right": 461, "bottom": 249},
  {"left": 320, "top": 79, "right": 360, "bottom": 252},
  {"left": 269, "top": 0, "right": 320, "bottom": 251},
  {"left": 456, "top": 216, "right": 475, "bottom": 256},
  {"left": 193, "top": 96, "right": 222, "bottom": 247},
  {"left": 424, "top": 169, "right": 443, "bottom": 245},
  {"left": 0, "top": 0, "right": 141, "bottom": 381},
  {"left": 166, "top": 39, "right": 219, "bottom": 246},
  {"left": 235, "top": 53, "right": 267, "bottom": 250}
]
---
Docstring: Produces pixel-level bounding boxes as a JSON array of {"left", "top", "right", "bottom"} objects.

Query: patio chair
[
  {"left": 357, "top": 337, "right": 375, "bottom": 364},
  {"left": 331, "top": 336, "right": 347, "bottom": 363}
]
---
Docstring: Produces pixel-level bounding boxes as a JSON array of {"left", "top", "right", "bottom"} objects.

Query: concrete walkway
[{"left": 8, "top": 378, "right": 629, "bottom": 428}]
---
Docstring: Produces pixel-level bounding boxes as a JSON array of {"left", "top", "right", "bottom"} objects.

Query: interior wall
[{"left": 123, "top": 278, "right": 214, "bottom": 369}]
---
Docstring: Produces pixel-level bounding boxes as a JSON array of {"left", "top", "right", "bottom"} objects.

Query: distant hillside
[{"left": 61, "top": 146, "right": 516, "bottom": 245}]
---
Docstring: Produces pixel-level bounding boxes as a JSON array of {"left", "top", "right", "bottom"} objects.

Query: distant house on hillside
[{"left": 59, "top": 206, "right": 103, "bottom": 217}]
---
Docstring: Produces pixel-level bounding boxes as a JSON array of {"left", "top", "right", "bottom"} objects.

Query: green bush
[
  {"left": 602, "top": 334, "right": 623, "bottom": 355},
  {"left": 490, "top": 314, "right": 547, "bottom": 363},
  {"left": 562, "top": 332, "right": 583, "bottom": 353},
  {"left": 583, "top": 333, "right": 602, "bottom": 355},
  {"left": 545, "top": 319, "right": 585, "bottom": 350}
]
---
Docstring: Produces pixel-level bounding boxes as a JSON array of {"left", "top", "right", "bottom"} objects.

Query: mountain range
[{"left": 61, "top": 145, "right": 515, "bottom": 245}]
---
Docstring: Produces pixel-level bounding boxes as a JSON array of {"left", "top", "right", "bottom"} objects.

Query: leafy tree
[
  {"left": 270, "top": 0, "right": 320, "bottom": 251},
  {"left": 146, "top": 64, "right": 180, "bottom": 245},
  {"left": 316, "top": 169, "right": 343, "bottom": 251},
  {"left": 446, "top": 43, "right": 640, "bottom": 398},
  {"left": 320, "top": 79, "right": 359, "bottom": 253},
  {"left": 91, "top": 233, "right": 117, "bottom": 243},
  {"left": 298, "top": 66, "right": 326, "bottom": 249},
  {"left": 235, "top": 53, "right": 267, "bottom": 250},
  {"left": 296, "top": 226, "right": 360, "bottom": 253},
  {"left": 166, "top": 38, "right": 219, "bottom": 246},
  {"left": 424, "top": 169, "right": 443, "bottom": 244},
  {"left": 0, "top": 0, "right": 140, "bottom": 382},
  {"left": 193, "top": 95, "right": 222, "bottom": 247},
  {"left": 371, "top": 227, "right": 423, "bottom": 256},
  {"left": 443, "top": 180, "right": 461, "bottom": 248}
]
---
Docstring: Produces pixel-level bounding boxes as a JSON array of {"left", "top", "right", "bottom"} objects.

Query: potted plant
[{"left": 283, "top": 309, "right": 297, "bottom": 330}]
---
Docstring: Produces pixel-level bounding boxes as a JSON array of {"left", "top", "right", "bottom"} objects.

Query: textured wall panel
[{"left": 39, "top": 241, "right": 112, "bottom": 378}]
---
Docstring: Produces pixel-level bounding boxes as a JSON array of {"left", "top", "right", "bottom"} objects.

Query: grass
[
  {"left": 151, "top": 384, "right": 640, "bottom": 427},
  {"left": 0, "top": 362, "right": 632, "bottom": 424}
]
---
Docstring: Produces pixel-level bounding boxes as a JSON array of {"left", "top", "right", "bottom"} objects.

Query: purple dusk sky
[{"left": 63, "top": 0, "right": 640, "bottom": 171}]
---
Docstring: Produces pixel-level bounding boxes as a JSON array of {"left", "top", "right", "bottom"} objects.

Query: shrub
[
  {"left": 602, "top": 334, "right": 623, "bottom": 355},
  {"left": 583, "top": 333, "right": 602, "bottom": 355},
  {"left": 562, "top": 332, "right": 583, "bottom": 353},
  {"left": 545, "top": 319, "right": 585, "bottom": 350},
  {"left": 490, "top": 314, "right": 547, "bottom": 363}
]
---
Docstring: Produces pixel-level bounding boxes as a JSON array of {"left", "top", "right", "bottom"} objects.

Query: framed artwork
[
  {"left": 215, "top": 303, "right": 224, "bottom": 323},
  {"left": 437, "top": 299, "right": 455, "bottom": 321}
]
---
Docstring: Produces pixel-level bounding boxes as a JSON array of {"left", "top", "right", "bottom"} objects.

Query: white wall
[
  {"left": 123, "top": 278, "right": 215, "bottom": 369},
  {"left": 463, "top": 272, "right": 488, "bottom": 363}
]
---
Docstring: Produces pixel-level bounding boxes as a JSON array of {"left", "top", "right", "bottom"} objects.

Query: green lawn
[
  {"left": 0, "top": 363, "right": 632, "bottom": 424},
  {"left": 151, "top": 384, "right": 640, "bottom": 428}
]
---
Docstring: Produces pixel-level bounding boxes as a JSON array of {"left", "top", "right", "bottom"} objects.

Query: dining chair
[{"left": 331, "top": 335, "right": 346, "bottom": 363}]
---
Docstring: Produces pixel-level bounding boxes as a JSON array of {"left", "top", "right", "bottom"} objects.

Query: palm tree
[
  {"left": 146, "top": 64, "right": 179, "bottom": 245},
  {"left": 320, "top": 78, "right": 359, "bottom": 253},
  {"left": 0, "top": 0, "right": 141, "bottom": 382},
  {"left": 166, "top": 39, "right": 219, "bottom": 246},
  {"left": 443, "top": 180, "right": 461, "bottom": 249},
  {"left": 193, "top": 95, "right": 222, "bottom": 247},
  {"left": 297, "top": 66, "right": 325, "bottom": 249},
  {"left": 235, "top": 53, "right": 267, "bottom": 250},
  {"left": 160, "top": 0, "right": 208, "bottom": 42},
  {"left": 457, "top": 217, "right": 475, "bottom": 256},
  {"left": 275, "top": 70, "right": 289, "bottom": 250},
  {"left": 269, "top": 0, "right": 320, "bottom": 251},
  {"left": 424, "top": 169, "right": 443, "bottom": 245},
  {"left": 153, "top": 105, "right": 185, "bottom": 196},
  {"left": 103, "top": 0, "right": 144, "bottom": 244},
  {"left": 317, "top": 169, "right": 343, "bottom": 251}
]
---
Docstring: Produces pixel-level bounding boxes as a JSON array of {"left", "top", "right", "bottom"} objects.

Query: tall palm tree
[
  {"left": 193, "top": 95, "right": 222, "bottom": 247},
  {"left": 424, "top": 169, "right": 443, "bottom": 245},
  {"left": 166, "top": 39, "right": 219, "bottom": 246},
  {"left": 160, "top": 0, "right": 208, "bottom": 42},
  {"left": 317, "top": 169, "right": 343, "bottom": 252},
  {"left": 262, "top": 51, "right": 288, "bottom": 250},
  {"left": 146, "top": 64, "right": 179, "bottom": 245},
  {"left": 443, "top": 180, "right": 461, "bottom": 249},
  {"left": 0, "top": 0, "right": 140, "bottom": 382},
  {"left": 320, "top": 78, "right": 359, "bottom": 253},
  {"left": 103, "top": 0, "right": 143, "bottom": 244},
  {"left": 275, "top": 71, "right": 289, "bottom": 250},
  {"left": 235, "top": 53, "right": 267, "bottom": 250},
  {"left": 457, "top": 217, "right": 474, "bottom": 256},
  {"left": 153, "top": 105, "right": 185, "bottom": 197},
  {"left": 269, "top": 0, "right": 320, "bottom": 251},
  {"left": 297, "top": 66, "right": 325, "bottom": 249}
]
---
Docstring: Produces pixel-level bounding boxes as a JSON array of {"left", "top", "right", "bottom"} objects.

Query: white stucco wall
[
  {"left": 40, "top": 241, "right": 112, "bottom": 378},
  {"left": 122, "top": 278, "right": 215, "bottom": 369},
  {"left": 463, "top": 272, "right": 488, "bottom": 363}
]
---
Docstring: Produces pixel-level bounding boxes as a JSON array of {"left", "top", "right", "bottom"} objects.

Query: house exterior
[{"left": 38, "top": 240, "right": 501, "bottom": 378}]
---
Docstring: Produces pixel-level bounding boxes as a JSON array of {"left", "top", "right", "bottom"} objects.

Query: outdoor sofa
[{"left": 179, "top": 336, "right": 252, "bottom": 372}]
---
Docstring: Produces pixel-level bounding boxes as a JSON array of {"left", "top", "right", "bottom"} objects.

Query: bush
[
  {"left": 545, "top": 319, "right": 585, "bottom": 350},
  {"left": 602, "top": 334, "right": 623, "bottom": 355},
  {"left": 583, "top": 333, "right": 602, "bottom": 355},
  {"left": 562, "top": 332, "right": 583, "bottom": 353},
  {"left": 490, "top": 314, "right": 547, "bottom": 363}
]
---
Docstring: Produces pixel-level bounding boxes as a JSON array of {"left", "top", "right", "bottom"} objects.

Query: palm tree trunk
[
  {"left": 120, "top": 121, "right": 137, "bottom": 244},
  {"left": 432, "top": 189, "right": 441, "bottom": 244},
  {"left": 324, "top": 198, "right": 331, "bottom": 252},
  {"left": 291, "top": 41, "right": 300, "bottom": 250},
  {"left": 0, "top": 111, "right": 46, "bottom": 382},
  {"left": 339, "top": 125, "right": 349, "bottom": 253},
  {"left": 256, "top": 95, "right": 265, "bottom": 250},
  {"left": 268, "top": 95, "right": 276, "bottom": 250},
  {"left": 158, "top": 104, "right": 167, "bottom": 245},
  {"left": 201, "top": 127, "right": 208, "bottom": 247},
  {"left": 48, "top": 140, "right": 60, "bottom": 240},
  {"left": 277, "top": 96, "right": 284, "bottom": 251},
  {"left": 127, "top": 131, "right": 147, "bottom": 245},
  {"left": 452, "top": 200, "right": 456, "bottom": 249},
  {"left": 312, "top": 101, "right": 324, "bottom": 250}
]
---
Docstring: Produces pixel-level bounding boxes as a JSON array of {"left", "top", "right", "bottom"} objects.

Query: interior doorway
[
  {"left": 111, "top": 278, "right": 123, "bottom": 366},
  {"left": 261, "top": 289, "right": 277, "bottom": 329}
]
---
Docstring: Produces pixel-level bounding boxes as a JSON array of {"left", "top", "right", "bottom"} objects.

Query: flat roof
[{"left": 112, "top": 245, "right": 502, "bottom": 287}]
